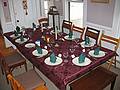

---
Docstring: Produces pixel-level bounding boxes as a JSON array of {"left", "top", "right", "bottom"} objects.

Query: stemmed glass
[
  {"left": 28, "top": 31, "right": 33, "bottom": 41},
  {"left": 63, "top": 51, "right": 69, "bottom": 63},
  {"left": 69, "top": 45, "right": 75, "bottom": 54}
]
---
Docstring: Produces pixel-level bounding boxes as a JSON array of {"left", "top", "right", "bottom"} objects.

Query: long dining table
[{"left": 4, "top": 27, "right": 116, "bottom": 90}]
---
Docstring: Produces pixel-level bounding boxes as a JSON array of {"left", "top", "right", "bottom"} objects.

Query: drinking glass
[
  {"left": 69, "top": 45, "right": 75, "bottom": 54},
  {"left": 63, "top": 51, "right": 69, "bottom": 62},
  {"left": 28, "top": 32, "right": 33, "bottom": 41}
]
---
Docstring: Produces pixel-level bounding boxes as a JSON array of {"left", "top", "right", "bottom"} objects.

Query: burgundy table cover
[{"left": 4, "top": 28, "right": 116, "bottom": 90}]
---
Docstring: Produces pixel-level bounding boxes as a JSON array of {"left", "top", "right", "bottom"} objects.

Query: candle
[
  {"left": 55, "top": 27, "right": 57, "bottom": 40},
  {"left": 47, "top": 37, "right": 50, "bottom": 43}
]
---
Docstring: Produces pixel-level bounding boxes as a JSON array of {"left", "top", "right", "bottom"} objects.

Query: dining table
[{"left": 4, "top": 27, "right": 116, "bottom": 90}]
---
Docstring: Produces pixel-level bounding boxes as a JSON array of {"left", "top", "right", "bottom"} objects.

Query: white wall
[
  {"left": 85, "top": 0, "right": 120, "bottom": 66},
  {"left": 0, "top": 0, "right": 42, "bottom": 47}
]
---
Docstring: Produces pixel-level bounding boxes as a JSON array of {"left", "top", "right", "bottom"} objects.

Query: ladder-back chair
[
  {"left": 38, "top": 17, "right": 48, "bottom": 27},
  {"left": 62, "top": 20, "right": 73, "bottom": 33},
  {"left": 0, "top": 47, "right": 27, "bottom": 83},
  {"left": 100, "top": 34, "right": 120, "bottom": 70},
  {"left": 72, "top": 24, "right": 85, "bottom": 40},
  {"left": 85, "top": 27, "right": 100, "bottom": 45}
]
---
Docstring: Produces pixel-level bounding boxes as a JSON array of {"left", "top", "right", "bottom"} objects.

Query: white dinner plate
[
  {"left": 72, "top": 57, "right": 92, "bottom": 66},
  {"left": 80, "top": 41, "right": 94, "bottom": 47},
  {"left": 15, "top": 38, "right": 28, "bottom": 44},
  {"left": 32, "top": 49, "right": 48, "bottom": 57},
  {"left": 25, "top": 43, "right": 35, "bottom": 48},
  {"left": 10, "top": 34, "right": 21, "bottom": 38},
  {"left": 89, "top": 50, "right": 105, "bottom": 58},
  {"left": 44, "top": 57, "right": 63, "bottom": 66},
  {"left": 47, "top": 26, "right": 52, "bottom": 29},
  {"left": 64, "top": 35, "right": 75, "bottom": 40}
]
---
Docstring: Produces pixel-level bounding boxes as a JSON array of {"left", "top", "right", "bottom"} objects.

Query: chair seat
[
  {"left": 5, "top": 52, "right": 26, "bottom": 68},
  {"left": 15, "top": 69, "right": 45, "bottom": 90}
]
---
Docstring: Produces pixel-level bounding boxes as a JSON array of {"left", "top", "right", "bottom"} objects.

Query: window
[
  {"left": 44, "top": 0, "right": 49, "bottom": 17},
  {"left": 69, "top": 1, "right": 83, "bottom": 27}
]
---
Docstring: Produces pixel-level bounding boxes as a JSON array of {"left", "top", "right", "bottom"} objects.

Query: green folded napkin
[
  {"left": 85, "top": 36, "right": 90, "bottom": 45},
  {"left": 16, "top": 26, "right": 20, "bottom": 33},
  {"left": 78, "top": 53, "right": 85, "bottom": 63},
  {"left": 20, "top": 35, "right": 24, "bottom": 41},
  {"left": 69, "top": 31, "right": 73, "bottom": 38},
  {"left": 14, "top": 30, "right": 18, "bottom": 36},
  {"left": 36, "top": 45, "right": 43, "bottom": 54},
  {"left": 94, "top": 47, "right": 100, "bottom": 55},
  {"left": 32, "top": 23, "right": 36, "bottom": 28},
  {"left": 50, "top": 52, "right": 56, "bottom": 63}
]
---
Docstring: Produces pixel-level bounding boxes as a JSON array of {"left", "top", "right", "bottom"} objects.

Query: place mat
[
  {"left": 89, "top": 50, "right": 105, "bottom": 58},
  {"left": 25, "top": 43, "right": 35, "bottom": 48},
  {"left": 64, "top": 35, "right": 75, "bottom": 40},
  {"left": 44, "top": 57, "right": 63, "bottom": 66},
  {"left": 15, "top": 38, "right": 28, "bottom": 44},
  {"left": 72, "top": 57, "right": 92, "bottom": 66},
  {"left": 32, "top": 49, "right": 48, "bottom": 57},
  {"left": 80, "top": 41, "right": 94, "bottom": 47}
]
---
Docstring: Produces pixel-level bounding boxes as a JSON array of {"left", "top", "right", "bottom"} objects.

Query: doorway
[{"left": 69, "top": 1, "right": 83, "bottom": 27}]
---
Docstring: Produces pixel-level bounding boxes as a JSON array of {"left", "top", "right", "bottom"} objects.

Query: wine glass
[
  {"left": 28, "top": 32, "right": 33, "bottom": 41},
  {"left": 63, "top": 51, "right": 69, "bottom": 62},
  {"left": 69, "top": 45, "right": 75, "bottom": 54}
]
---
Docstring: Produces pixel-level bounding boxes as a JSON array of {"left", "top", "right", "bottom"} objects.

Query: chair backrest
[
  {"left": 38, "top": 17, "right": 48, "bottom": 27},
  {"left": 0, "top": 46, "right": 16, "bottom": 57},
  {"left": 7, "top": 74, "right": 25, "bottom": 90},
  {"left": 72, "top": 24, "right": 85, "bottom": 39},
  {"left": 85, "top": 27, "right": 100, "bottom": 45},
  {"left": 100, "top": 34, "right": 120, "bottom": 51},
  {"left": 62, "top": 20, "right": 72, "bottom": 33}
]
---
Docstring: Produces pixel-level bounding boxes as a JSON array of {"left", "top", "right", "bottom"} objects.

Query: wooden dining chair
[
  {"left": 100, "top": 34, "right": 120, "bottom": 70},
  {"left": 72, "top": 24, "right": 85, "bottom": 40},
  {"left": 38, "top": 17, "right": 48, "bottom": 27},
  {"left": 0, "top": 47, "right": 27, "bottom": 83},
  {"left": 84, "top": 27, "right": 100, "bottom": 45},
  {"left": 62, "top": 20, "right": 73, "bottom": 33},
  {"left": 7, "top": 69, "right": 48, "bottom": 90}
]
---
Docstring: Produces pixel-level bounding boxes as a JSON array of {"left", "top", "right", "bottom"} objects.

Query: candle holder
[{"left": 48, "top": 6, "right": 60, "bottom": 40}]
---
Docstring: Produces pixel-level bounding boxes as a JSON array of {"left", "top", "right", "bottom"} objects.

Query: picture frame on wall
[{"left": 91, "top": 0, "right": 109, "bottom": 3}]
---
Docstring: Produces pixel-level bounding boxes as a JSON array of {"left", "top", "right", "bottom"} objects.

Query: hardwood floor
[
  {"left": 0, "top": 34, "right": 15, "bottom": 56},
  {"left": 0, "top": 34, "right": 6, "bottom": 49}
]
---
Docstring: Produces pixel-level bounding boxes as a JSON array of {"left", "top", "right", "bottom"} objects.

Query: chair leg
[
  {"left": 1, "top": 66, "right": 4, "bottom": 75},
  {"left": 114, "top": 57, "right": 116, "bottom": 68},
  {"left": 107, "top": 58, "right": 114, "bottom": 70},
  {"left": 33, "top": 65, "right": 35, "bottom": 70},
  {"left": 24, "top": 62, "right": 27, "bottom": 72}
]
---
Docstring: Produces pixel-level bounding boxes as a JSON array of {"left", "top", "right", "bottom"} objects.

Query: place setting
[
  {"left": 25, "top": 43, "right": 35, "bottom": 48},
  {"left": 64, "top": 31, "right": 76, "bottom": 40},
  {"left": 10, "top": 33, "right": 21, "bottom": 39},
  {"left": 44, "top": 52, "right": 63, "bottom": 66},
  {"left": 10, "top": 27, "right": 22, "bottom": 39},
  {"left": 80, "top": 36, "right": 95, "bottom": 48},
  {"left": 32, "top": 40, "right": 48, "bottom": 57},
  {"left": 72, "top": 49, "right": 92, "bottom": 66},
  {"left": 88, "top": 46, "right": 106, "bottom": 58},
  {"left": 15, "top": 34, "right": 28, "bottom": 44}
]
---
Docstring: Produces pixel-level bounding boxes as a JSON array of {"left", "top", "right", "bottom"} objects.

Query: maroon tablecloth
[{"left": 4, "top": 28, "right": 116, "bottom": 90}]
